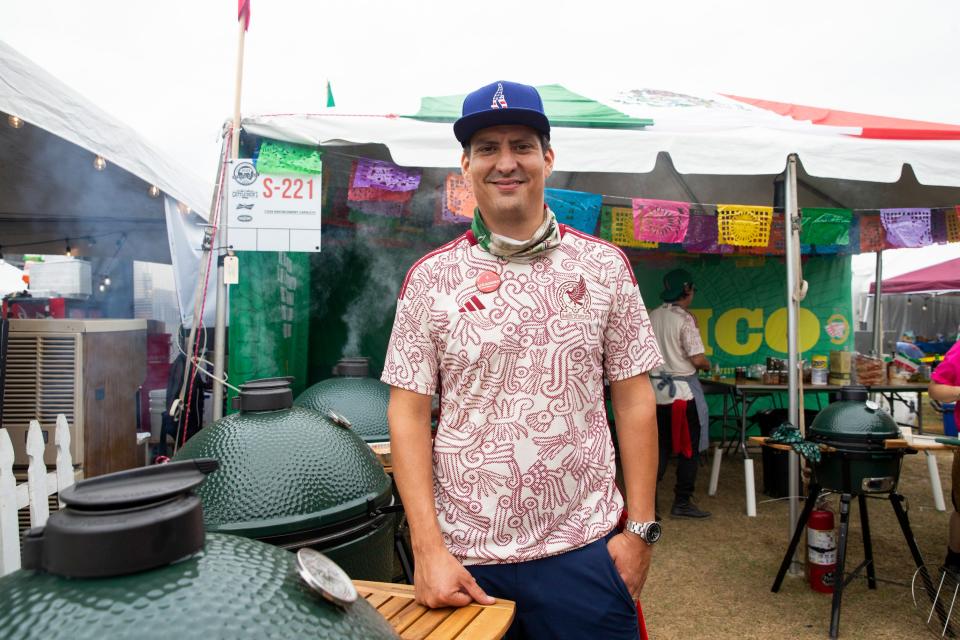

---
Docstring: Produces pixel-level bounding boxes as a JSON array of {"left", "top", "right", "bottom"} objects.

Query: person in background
[
  {"left": 648, "top": 269, "right": 712, "bottom": 519},
  {"left": 930, "top": 340, "right": 960, "bottom": 572},
  {"left": 383, "top": 80, "right": 663, "bottom": 639}
]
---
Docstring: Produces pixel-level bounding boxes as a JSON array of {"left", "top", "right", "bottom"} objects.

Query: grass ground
[{"left": 643, "top": 409, "right": 951, "bottom": 639}]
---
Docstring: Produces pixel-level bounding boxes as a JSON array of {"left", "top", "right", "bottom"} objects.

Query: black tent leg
[
  {"left": 830, "top": 493, "right": 852, "bottom": 640},
  {"left": 858, "top": 493, "right": 877, "bottom": 590},
  {"left": 772, "top": 484, "right": 820, "bottom": 593}
]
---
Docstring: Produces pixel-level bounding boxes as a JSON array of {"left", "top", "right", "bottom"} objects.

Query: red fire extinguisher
[{"left": 807, "top": 504, "right": 837, "bottom": 594}]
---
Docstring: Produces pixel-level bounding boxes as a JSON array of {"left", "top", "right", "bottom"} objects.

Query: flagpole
[{"left": 212, "top": 15, "right": 247, "bottom": 421}]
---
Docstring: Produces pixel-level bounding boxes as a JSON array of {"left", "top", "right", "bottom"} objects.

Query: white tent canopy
[
  {"left": 243, "top": 85, "right": 960, "bottom": 206},
  {"left": 0, "top": 40, "right": 211, "bottom": 264}
]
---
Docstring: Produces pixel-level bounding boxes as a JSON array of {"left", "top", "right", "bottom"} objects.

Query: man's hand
[
  {"left": 607, "top": 531, "right": 653, "bottom": 600},
  {"left": 413, "top": 546, "right": 495, "bottom": 608}
]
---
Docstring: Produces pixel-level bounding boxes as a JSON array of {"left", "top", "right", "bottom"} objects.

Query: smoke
[{"left": 339, "top": 234, "right": 408, "bottom": 359}]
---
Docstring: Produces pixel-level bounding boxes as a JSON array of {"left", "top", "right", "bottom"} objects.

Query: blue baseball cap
[{"left": 454, "top": 81, "right": 551, "bottom": 146}]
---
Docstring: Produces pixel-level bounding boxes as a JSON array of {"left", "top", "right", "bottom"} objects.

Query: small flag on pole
[
  {"left": 238, "top": 0, "right": 251, "bottom": 30},
  {"left": 326, "top": 81, "right": 336, "bottom": 108}
]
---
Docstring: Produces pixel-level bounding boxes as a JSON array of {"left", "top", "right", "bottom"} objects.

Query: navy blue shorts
[{"left": 466, "top": 531, "right": 640, "bottom": 640}]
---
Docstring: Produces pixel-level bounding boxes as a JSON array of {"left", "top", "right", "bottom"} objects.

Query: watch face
[{"left": 645, "top": 522, "right": 662, "bottom": 544}]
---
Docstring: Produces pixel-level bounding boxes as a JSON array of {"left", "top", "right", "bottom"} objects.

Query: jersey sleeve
[
  {"left": 680, "top": 311, "right": 706, "bottom": 358},
  {"left": 602, "top": 257, "right": 664, "bottom": 381},
  {"left": 381, "top": 265, "right": 440, "bottom": 395}
]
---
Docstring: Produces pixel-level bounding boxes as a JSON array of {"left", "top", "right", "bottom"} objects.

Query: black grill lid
[{"left": 21, "top": 459, "right": 217, "bottom": 578}]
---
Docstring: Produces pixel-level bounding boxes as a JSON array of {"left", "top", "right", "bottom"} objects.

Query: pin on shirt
[{"left": 476, "top": 270, "right": 501, "bottom": 293}]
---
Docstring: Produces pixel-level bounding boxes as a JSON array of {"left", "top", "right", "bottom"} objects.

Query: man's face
[{"left": 461, "top": 125, "right": 554, "bottom": 221}]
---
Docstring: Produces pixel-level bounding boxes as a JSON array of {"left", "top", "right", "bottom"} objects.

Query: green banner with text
[{"left": 633, "top": 254, "right": 853, "bottom": 370}]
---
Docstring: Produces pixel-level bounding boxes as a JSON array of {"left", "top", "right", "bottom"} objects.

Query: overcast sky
[{"left": 4, "top": 0, "right": 960, "bottom": 183}]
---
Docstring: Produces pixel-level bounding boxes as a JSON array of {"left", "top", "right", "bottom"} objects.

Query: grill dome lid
[
  {"left": 174, "top": 378, "right": 391, "bottom": 538},
  {"left": 295, "top": 358, "right": 390, "bottom": 443},
  {"left": 808, "top": 386, "right": 899, "bottom": 442}
]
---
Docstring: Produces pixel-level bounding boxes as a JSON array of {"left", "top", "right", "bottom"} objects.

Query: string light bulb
[
  {"left": 99, "top": 283, "right": 106, "bottom": 293},
  {"left": 148, "top": 185, "right": 161, "bottom": 198},
  {"left": 906, "top": 296, "right": 912, "bottom": 306},
  {"left": 64, "top": 241, "right": 73, "bottom": 257},
  {"left": 93, "top": 155, "right": 107, "bottom": 171},
  {"left": 103, "top": 276, "right": 111, "bottom": 286},
  {"left": 7, "top": 115, "right": 23, "bottom": 129},
  {"left": 176, "top": 202, "right": 191, "bottom": 215},
  {"left": 922, "top": 300, "right": 928, "bottom": 312}
]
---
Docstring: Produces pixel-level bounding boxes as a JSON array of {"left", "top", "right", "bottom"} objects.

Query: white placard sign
[{"left": 226, "top": 159, "right": 322, "bottom": 252}]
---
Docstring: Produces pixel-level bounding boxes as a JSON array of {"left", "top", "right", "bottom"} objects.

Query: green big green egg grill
[
  {"left": 806, "top": 385, "right": 904, "bottom": 494},
  {"left": 173, "top": 377, "right": 396, "bottom": 581},
  {"left": 295, "top": 357, "right": 391, "bottom": 444},
  {"left": 0, "top": 461, "right": 398, "bottom": 639}
]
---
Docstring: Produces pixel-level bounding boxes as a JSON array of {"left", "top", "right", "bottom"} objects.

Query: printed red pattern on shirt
[{"left": 382, "top": 232, "right": 663, "bottom": 564}]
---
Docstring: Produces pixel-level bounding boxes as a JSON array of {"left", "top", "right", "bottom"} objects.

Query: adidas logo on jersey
[{"left": 458, "top": 295, "right": 486, "bottom": 314}]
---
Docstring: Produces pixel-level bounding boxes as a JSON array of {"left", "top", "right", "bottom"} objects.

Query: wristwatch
[{"left": 623, "top": 519, "right": 662, "bottom": 545}]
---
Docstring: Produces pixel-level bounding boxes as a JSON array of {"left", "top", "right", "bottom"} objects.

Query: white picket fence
[{"left": 0, "top": 415, "right": 75, "bottom": 576}]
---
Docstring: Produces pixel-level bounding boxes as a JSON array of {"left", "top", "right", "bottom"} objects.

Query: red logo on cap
[
  {"left": 476, "top": 271, "right": 501, "bottom": 293},
  {"left": 491, "top": 83, "right": 508, "bottom": 109}
]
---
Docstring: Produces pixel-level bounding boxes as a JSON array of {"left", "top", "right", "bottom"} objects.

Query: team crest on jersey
[
  {"left": 555, "top": 276, "right": 592, "bottom": 321},
  {"left": 491, "top": 83, "right": 508, "bottom": 109}
]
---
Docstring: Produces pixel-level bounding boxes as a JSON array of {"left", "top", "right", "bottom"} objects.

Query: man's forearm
[
  {"left": 611, "top": 374, "right": 658, "bottom": 521},
  {"left": 388, "top": 391, "right": 445, "bottom": 555}
]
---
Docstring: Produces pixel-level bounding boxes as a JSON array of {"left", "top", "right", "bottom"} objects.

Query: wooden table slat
[
  {"left": 403, "top": 608, "right": 453, "bottom": 640},
  {"left": 423, "top": 606, "right": 483, "bottom": 640},
  {"left": 393, "top": 599, "right": 431, "bottom": 633},
  {"left": 454, "top": 606, "right": 515, "bottom": 640},
  {"left": 363, "top": 590, "right": 392, "bottom": 609},
  {"left": 378, "top": 594, "right": 414, "bottom": 620}
]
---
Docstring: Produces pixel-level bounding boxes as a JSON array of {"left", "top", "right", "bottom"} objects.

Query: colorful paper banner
[
  {"left": 931, "top": 209, "right": 949, "bottom": 244},
  {"left": 682, "top": 212, "right": 731, "bottom": 254},
  {"left": 631, "top": 198, "right": 691, "bottom": 243},
  {"left": 442, "top": 173, "right": 477, "bottom": 222},
  {"left": 347, "top": 160, "right": 415, "bottom": 203},
  {"left": 744, "top": 214, "right": 785, "bottom": 256},
  {"left": 880, "top": 208, "right": 932, "bottom": 248},
  {"left": 857, "top": 214, "right": 887, "bottom": 252},
  {"left": 255, "top": 140, "right": 324, "bottom": 175},
  {"left": 800, "top": 208, "right": 852, "bottom": 246},
  {"left": 949, "top": 206, "right": 960, "bottom": 242},
  {"left": 545, "top": 188, "right": 602, "bottom": 234},
  {"left": 352, "top": 158, "right": 421, "bottom": 192},
  {"left": 717, "top": 205, "right": 773, "bottom": 247},
  {"left": 604, "top": 206, "right": 658, "bottom": 248}
]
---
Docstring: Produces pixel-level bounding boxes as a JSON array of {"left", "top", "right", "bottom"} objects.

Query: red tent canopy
[
  {"left": 869, "top": 257, "right": 960, "bottom": 294},
  {"left": 724, "top": 95, "right": 960, "bottom": 141}
]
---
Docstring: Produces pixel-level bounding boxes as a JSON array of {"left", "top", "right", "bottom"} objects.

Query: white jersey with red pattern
[{"left": 382, "top": 226, "right": 663, "bottom": 565}]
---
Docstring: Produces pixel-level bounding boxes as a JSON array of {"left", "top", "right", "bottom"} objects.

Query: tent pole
[
  {"left": 872, "top": 251, "right": 883, "bottom": 356},
  {"left": 212, "top": 20, "right": 246, "bottom": 421},
  {"left": 785, "top": 154, "right": 802, "bottom": 575}
]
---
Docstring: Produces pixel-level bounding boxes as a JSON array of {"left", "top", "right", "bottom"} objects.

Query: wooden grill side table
[{"left": 354, "top": 580, "right": 515, "bottom": 639}]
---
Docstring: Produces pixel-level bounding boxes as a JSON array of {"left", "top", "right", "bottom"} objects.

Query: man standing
[
  {"left": 383, "top": 80, "right": 664, "bottom": 639},
  {"left": 648, "top": 269, "right": 712, "bottom": 519}
]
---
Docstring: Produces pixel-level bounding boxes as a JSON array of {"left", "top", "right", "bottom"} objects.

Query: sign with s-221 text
[{"left": 226, "top": 159, "right": 321, "bottom": 252}]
